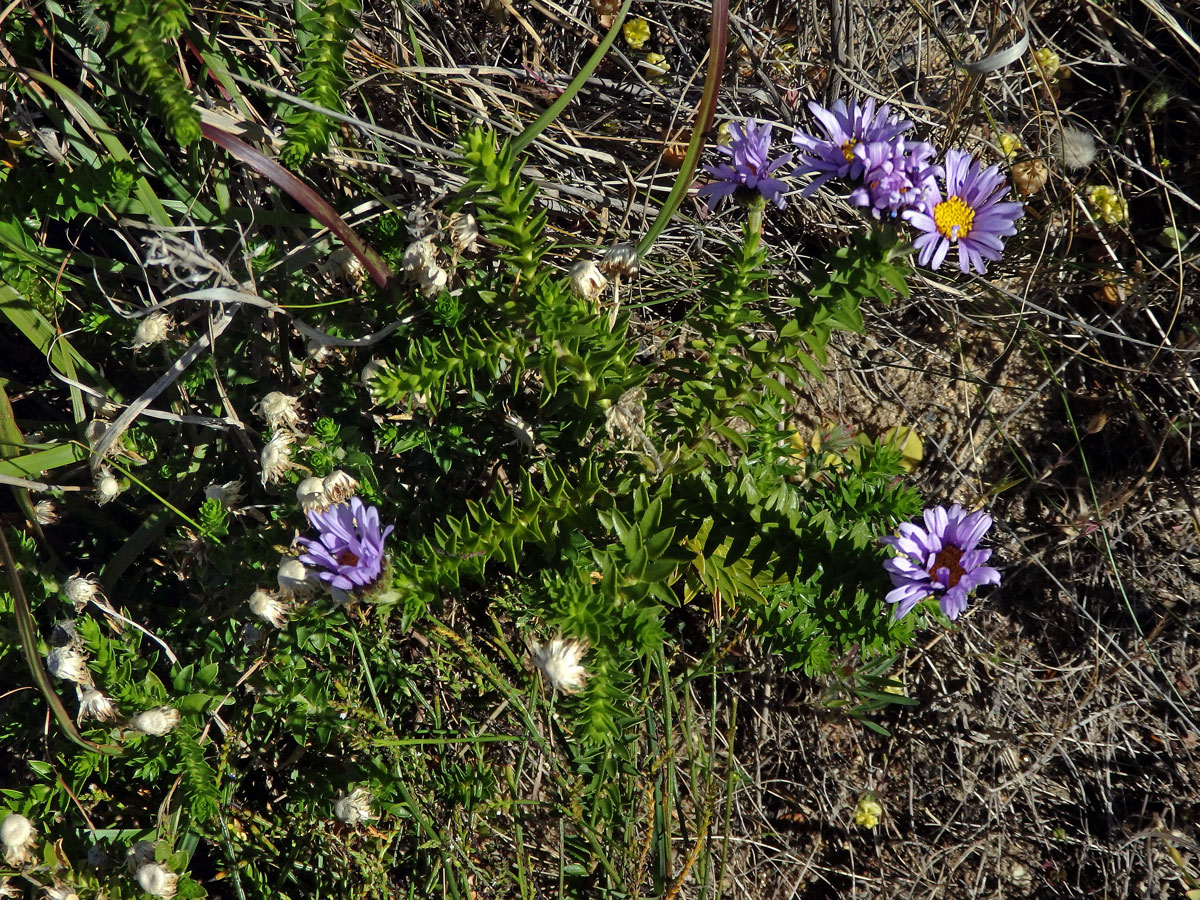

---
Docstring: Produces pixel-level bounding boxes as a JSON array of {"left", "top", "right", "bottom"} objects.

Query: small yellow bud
[
  {"left": 641, "top": 52, "right": 670, "bottom": 76},
  {"left": 1087, "top": 184, "right": 1128, "bottom": 225},
  {"left": 622, "top": 18, "right": 650, "bottom": 50},
  {"left": 853, "top": 794, "right": 883, "bottom": 829},
  {"left": 1033, "top": 47, "right": 1060, "bottom": 79},
  {"left": 997, "top": 133, "right": 1022, "bottom": 160}
]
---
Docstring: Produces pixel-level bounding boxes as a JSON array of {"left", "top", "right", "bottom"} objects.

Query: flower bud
[
  {"left": 249, "top": 589, "right": 289, "bottom": 629},
  {"left": 34, "top": 499, "right": 60, "bottom": 526},
  {"left": 136, "top": 863, "right": 178, "bottom": 899},
  {"left": 322, "top": 470, "right": 359, "bottom": 504},
  {"left": 600, "top": 243, "right": 640, "bottom": 278},
  {"left": 333, "top": 787, "right": 375, "bottom": 825},
  {"left": 569, "top": 260, "right": 607, "bottom": 300},
  {"left": 130, "top": 706, "right": 180, "bottom": 737},
  {"left": 131, "top": 312, "right": 172, "bottom": 349},
  {"left": 253, "top": 391, "right": 303, "bottom": 431},
  {"left": 47, "top": 646, "right": 93, "bottom": 686},
  {"left": 1, "top": 813, "right": 37, "bottom": 866}
]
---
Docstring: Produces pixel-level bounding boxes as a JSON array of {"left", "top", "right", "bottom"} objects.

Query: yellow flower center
[
  {"left": 840, "top": 139, "right": 858, "bottom": 163},
  {"left": 933, "top": 196, "right": 975, "bottom": 241}
]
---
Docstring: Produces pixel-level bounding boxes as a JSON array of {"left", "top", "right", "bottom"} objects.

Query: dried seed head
[
  {"left": 130, "top": 706, "right": 180, "bottom": 737},
  {"left": 253, "top": 391, "right": 304, "bottom": 431},
  {"left": 320, "top": 247, "right": 366, "bottom": 288},
  {"left": 296, "top": 476, "right": 329, "bottom": 513},
  {"left": 260, "top": 432, "right": 299, "bottom": 486},
  {"left": 249, "top": 589, "right": 289, "bottom": 629},
  {"left": 527, "top": 636, "right": 589, "bottom": 693},
  {"left": 415, "top": 263, "right": 449, "bottom": 297},
  {"left": 277, "top": 556, "right": 316, "bottom": 599},
  {"left": 449, "top": 211, "right": 480, "bottom": 253},
  {"left": 47, "top": 646, "right": 93, "bottom": 686},
  {"left": 131, "top": 312, "right": 172, "bottom": 349},
  {"left": 402, "top": 237, "right": 437, "bottom": 274},
  {"left": 1053, "top": 127, "right": 1098, "bottom": 170},
  {"left": 360, "top": 359, "right": 389, "bottom": 392},
  {"left": 95, "top": 466, "right": 121, "bottom": 505},
  {"left": 204, "top": 480, "right": 245, "bottom": 511},
  {"left": 63, "top": 574, "right": 103, "bottom": 612},
  {"left": 50, "top": 619, "right": 83, "bottom": 650},
  {"left": 600, "top": 243, "right": 640, "bottom": 279},
  {"left": 43, "top": 886, "right": 78, "bottom": 900},
  {"left": 322, "top": 470, "right": 359, "bottom": 504},
  {"left": 333, "top": 787, "right": 376, "bottom": 825},
  {"left": 125, "top": 840, "right": 156, "bottom": 874},
  {"left": 569, "top": 260, "right": 608, "bottom": 300},
  {"left": 1, "top": 813, "right": 37, "bottom": 866},
  {"left": 34, "top": 499, "right": 60, "bottom": 526},
  {"left": 1010, "top": 159, "right": 1049, "bottom": 196},
  {"left": 136, "top": 863, "right": 178, "bottom": 899},
  {"left": 0, "top": 879, "right": 16, "bottom": 899},
  {"left": 84, "top": 419, "right": 108, "bottom": 448},
  {"left": 78, "top": 687, "right": 117, "bottom": 722}
]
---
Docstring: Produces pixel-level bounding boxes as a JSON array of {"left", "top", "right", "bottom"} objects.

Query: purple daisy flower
[
  {"left": 296, "top": 496, "right": 394, "bottom": 592},
  {"left": 791, "top": 98, "right": 913, "bottom": 197},
  {"left": 848, "top": 139, "right": 941, "bottom": 218},
  {"left": 698, "top": 119, "right": 793, "bottom": 210},
  {"left": 903, "top": 149, "right": 1024, "bottom": 274},
  {"left": 882, "top": 503, "right": 1001, "bottom": 621}
]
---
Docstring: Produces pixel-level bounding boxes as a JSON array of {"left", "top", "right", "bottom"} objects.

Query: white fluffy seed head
[
  {"left": 254, "top": 391, "right": 303, "bottom": 431},
  {"left": 449, "top": 211, "right": 480, "bottom": 253},
  {"left": 1053, "top": 127, "right": 1098, "bottom": 170},
  {"left": 260, "top": 432, "right": 297, "bottom": 486},
  {"left": 130, "top": 706, "right": 180, "bottom": 737},
  {"left": 569, "top": 260, "right": 608, "bottom": 300},
  {"left": 322, "top": 470, "right": 359, "bottom": 504},
  {"left": 1, "top": 813, "right": 36, "bottom": 866},
  {"left": 527, "top": 636, "right": 589, "bottom": 693},
  {"left": 136, "top": 862, "right": 178, "bottom": 898},
  {"left": 95, "top": 467, "right": 121, "bottom": 505},
  {"left": 415, "top": 263, "right": 449, "bottom": 297},
  {"left": 131, "top": 312, "right": 172, "bottom": 348},
  {"left": 63, "top": 574, "right": 102, "bottom": 612},
  {"left": 78, "top": 688, "right": 117, "bottom": 722},
  {"left": 401, "top": 237, "right": 437, "bottom": 274},
  {"left": 277, "top": 557, "right": 315, "bottom": 599},
  {"left": 333, "top": 787, "right": 375, "bottom": 825},
  {"left": 249, "top": 589, "right": 288, "bottom": 629},
  {"left": 296, "top": 476, "right": 328, "bottom": 513},
  {"left": 47, "top": 647, "right": 93, "bottom": 686}
]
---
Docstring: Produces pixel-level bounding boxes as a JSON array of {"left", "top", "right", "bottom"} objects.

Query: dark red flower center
[
  {"left": 337, "top": 549, "right": 360, "bottom": 567},
  {"left": 929, "top": 545, "right": 966, "bottom": 587}
]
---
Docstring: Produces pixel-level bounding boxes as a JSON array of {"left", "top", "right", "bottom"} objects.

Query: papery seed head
[
  {"left": 254, "top": 391, "right": 303, "bottom": 431},
  {"left": 249, "top": 589, "right": 288, "bottom": 629},
  {"left": 599, "top": 243, "right": 640, "bottom": 278},
  {"left": 322, "top": 470, "right": 359, "bottom": 504},
  {"left": 136, "top": 862, "right": 178, "bottom": 899},
  {"left": 204, "top": 480, "right": 244, "bottom": 510},
  {"left": 333, "top": 787, "right": 375, "bottom": 825},
  {"left": 320, "top": 247, "right": 365, "bottom": 287},
  {"left": 416, "top": 263, "right": 449, "bottom": 297},
  {"left": 296, "top": 476, "right": 328, "bottom": 513},
  {"left": 131, "top": 312, "right": 172, "bottom": 348},
  {"left": 125, "top": 840, "right": 156, "bottom": 874},
  {"left": 527, "top": 636, "right": 589, "bottom": 693},
  {"left": 569, "top": 260, "right": 607, "bottom": 300},
  {"left": 360, "top": 359, "right": 389, "bottom": 391},
  {"left": 1, "top": 814, "right": 36, "bottom": 866},
  {"left": 43, "top": 886, "right": 78, "bottom": 900},
  {"left": 130, "top": 706, "right": 180, "bottom": 737},
  {"left": 34, "top": 499, "right": 60, "bottom": 526},
  {"left": 95, "top": 467, "right": 121, "bottom": 505},
  {"left": 260, "top": 432, "right": 297, "bottom": 486},
  {"left": 63, "top": 574, "right": 103, "bottom": 611},
  {"left": 402, "top": 238, "right": 437, "bottom": 274},
  {"left": 277, "top": 557, "right": 315, "bottom": 599},
  {"left": 47, "top": 646, "right": 93, "bottom": 686},
  {"left": 78, "top": 687, "right": 117, "bottom": 722},
  {"left": 50, "top": 619, "right": 82, "bottom": 650},
  {"left": 449, "top": 211, "right": 480, "bottom": 253}
]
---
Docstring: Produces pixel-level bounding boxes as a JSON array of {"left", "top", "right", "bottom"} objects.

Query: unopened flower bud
[
  {"left": 130, "top": 706, "right": 180, "bottom": 737},
  {"left": 63, "top": 574, "right": 103, "bottom": 612},
  {"left": 569, "top": 260, "right": 607, "bottom": 300},
  {"left": 296, "top": 476, "right": 328, "bottom": 513},
  {"left": 249, "top": 589, "right": 289, "bottom": 629},
  {"left": 131, "top": 312, "right": 172, "bottom": 349},
  {"left": 449, "top": 211, "right": 480, "bottom": 253},
  {"left": 333, "top": 787, "right": 375, "bottom": 825},
  {"left": 253, "top": 391, "right": 303, "bottom": 431},
  {"left": 136, "top": 862, "right": 178, "bottom": 899},
  {"left": 1, "top": 813, "right": 37, "bottom": 866},
  {"left": 78, "top": 687, "right": 117, "bottom": 722},
  {"left": 47, "top": 646, "right": 93, "bottom": 686},
  {"left": 600, "top": 243, "right": 640, "bottom": 278},
  {"left": 34, "top": 499, "right": 61, "bottom": 526},
  {"left": 322, "top": 470, "right": 359, "bottom": 504},
  {"left": 277, "top": 556, "right": 315, "bottom": 599}
]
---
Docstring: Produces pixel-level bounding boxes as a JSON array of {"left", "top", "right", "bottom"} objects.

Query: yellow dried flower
[
  {"left": 1087, "top": 184, "right": 1128, "bottom": 225},
  {"left": 997, "top": 133, "right": 1022, "bottom": 160},
  {"left": 622, "top": 18, "right": 650, "bottom": 50},
  {"left": 853, "top": 794, "right": 883, "bottom": 829},
  {"left": 641, "top": 52, "right": 670, "bottom": 76},
  {"left": 1033, "top": 47, "right": 1060, "bottom": 79}
]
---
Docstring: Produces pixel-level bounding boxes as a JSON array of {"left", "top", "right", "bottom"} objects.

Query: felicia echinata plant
[
  {"left": 698, "top": 118, "right": 793, "bottom": 210},
  {"left": 297, "top": 496, "right": 394, "bottom": 592},
  {"left": 903, "top": 149, "right": 1025, "bottom": 274},
  {"left": 882, "top": 504, "right": 1001, "bottom": 621}
]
